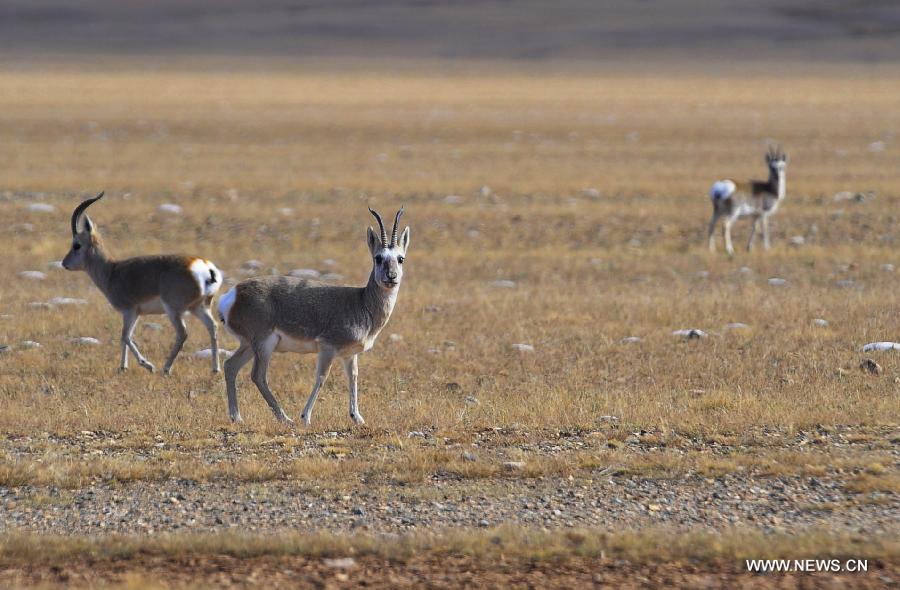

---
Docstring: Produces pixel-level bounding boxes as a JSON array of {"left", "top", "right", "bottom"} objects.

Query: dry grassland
[{"left": 0, "top": 65, "right": 898, "bottom": 584}]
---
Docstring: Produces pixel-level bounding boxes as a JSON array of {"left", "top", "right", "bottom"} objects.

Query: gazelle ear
[
  {"left": 367, "top": 226, "right": 381, "bottom": 256},
  {"left": 399, "top": 226, "right": 410, "bottom": 252},
  {"left": 78, "top": 214, "right": 94, "bottom": 234}
]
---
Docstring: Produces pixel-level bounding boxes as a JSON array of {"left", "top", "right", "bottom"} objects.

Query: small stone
[
  {"left": 582, "top": 188, "right": 601, "bottom": 199},
  {"left": 767, "top": 277, "right": 788, "bottom": 286},
  {"left": 861, "top": 342, "right": 900, "bottom": 352},
  {"left": 20, "top": 341, "right": 41, "bottom": 349},
  {"left": 478, "top": 185, "right": 491, "bottom": 197},
  {"left": 20, "top": 271, "right": 46, "bottom": 281},
  {"left": 672, "top": 329, "right": 707, "bottom": 339},
  {"left": 323, "top": 557, "right": 357, "bottom": 570},
  {"left": 788, "top": 236, "right": 805, "bottom": 246},
  {"left": 859, "top": 358, "right": 882, "bottom": 375},
  {"left": 619, "top": 336, "right": 642, "bottom": 344},
  {"left": 739, "top": 266, "right": 753, "bottom": 274},
  {"left": 492, "top": 279, "right": 516, "bottom": 289},
  {"left": 289, "top": 268, "right": 320, "bottom": 278},
  {"left": 388, "top": 333, "right": 403, "bottom": 342},
  {"left": 648, "top": 503, "right": 662, "bottom": 512},
  {"left": 812, "top": 318, "right": 828, "bottom": 327},
  {"left": 868, "top": 141, "right": 886, "bottom": 152},
  {"left": 443, "top": 195, "right": 463, "bottom": 204},
  {"left": 71, "top": 337, "right": 101, "bottom": 345},
  {"left": 464, "top": 395, "right": 479, "bottom": 405},
  {"left": 158, "top": 203, "right": 183, "bottom": 215},
  {"left": 462, "top": 451, "right": 477, "bottom": 462},
  {"left": 49, "top": 297, "right": 87, "bottom": 306},
  {"left": 597, "top": 415, "right": 619, "bottom": 422},
  {"left": 510, "top": 343, "right": 535, "bottom": 352},
  {"left": 880, "top": 263, "right": 895, "bottom": 273},
  {"left": 478, "top": 519, "right": 490, "bottom": 527},
  {"left": 502, "top": 461, "right": 526, "bottom": 471},
  {"left": 28, "top": 203, "right": 56, "bottom": 213}
]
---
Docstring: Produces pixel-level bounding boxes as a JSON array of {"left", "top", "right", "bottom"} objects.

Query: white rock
[
  {"left": 582, "top": 188, "right": 601, "bottom": 199},
  {"left": 465, "top": 395, "right": 479, "bottom": 405},
  {"left": 881, "top": 264, "right": 895, "bottom": 272},
  {"left": 443, "top": 194, "right": 463, "bottom": 205},
  {"left": 28, "top": 203, "right": 56, "bottom": 213},
  {"left": 812, "top": 318, "right": 828, "bottom": 327},
  {"left": 47, "top": 260, "right": 65, "bottom": 270},
  {"left": 868, "top": 141, "right": 886, "bottom": 152},
  {"left": 323, "top": 557, "right": 357, "bottom": 569},
  {"left": 407, "top": 431, "right": 427, "bottom": 438},
  {"left": 739, "top": 266, "right": 753, "bottom": 274},
  {"left": 389, "top": 333, "right": 403, "bottom": 342},
  {"left": 194, "top": 348, "right": 233, "bottom": 359},
  {"left": 71, "top": 337, "right": 101, "bottom": 345},
  {"left": 20, "top": 271, "right": 46, "bottom": 281},
  {"left": 619, "top": 336, "right": 642, "bottom": 344},
  {"left": 503, "top": 461, "right": 526, "bottom": 470},
  {"left": 20, "top": 340, "right": 41, "bottom": 349},
  {"left": 279, "top": 207, "right": 294, "bottom": 216},
  {"left": 788, "top": 236, "right": 805, "bottom": 246},
  {"left": 767, "top": 277, "right": 788, "bottom": 286},
  {"left": 492, "top": 280, "right": 516, "bottom": 289},
  {"left": 833, "top": 191, "right": 855, "bottom": 201},
  {"left": 672, "top": 329, "right": 707, "bottom": 339},
  {"left": 724, "top": 323, "right": 749, "bottom": 330},
  {"left": 49, "top": 297, "right": 87, "bottom": 306},
  {"left": 510, "top": 343, "right": 535, "bottom": 352},
  {"left": 289, "top": 268, "right": 321, "bottom": 278},
  {"left": 322, "top": 259, "right": 336, "bottom": 267},
  {"left": 158, "top": 203, "right": 183, "bottom": 215},
  {"left": 478, "top": 185, "right": 491, "bottom": 197},
  {"left": 861, "top": 342, "right": 900, "bottom": 352}
]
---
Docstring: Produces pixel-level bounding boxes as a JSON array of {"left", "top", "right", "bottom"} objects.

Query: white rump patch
[
  {"left": 189, "top": 259, "right": 223, "bottom": 297},
  {"left": 217, "top": 287, "right": 237, "bottom": 326},
  {"left": 710, "top": 179, "right": 736, "bottom": 200}
]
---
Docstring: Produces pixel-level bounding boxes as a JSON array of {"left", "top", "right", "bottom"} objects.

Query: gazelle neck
[
  {"left": 85, "top": 239, "right": 115, "bottom": 294},
  {"left": 363, "top": 271, "right": 398, "bottom": 336},
  {"left": 769, "top": 167, "right": 786, "bottom": 199}
]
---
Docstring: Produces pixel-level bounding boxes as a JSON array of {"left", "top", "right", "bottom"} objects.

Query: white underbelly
[
  {"left": 136, "top": 297, "right": 165, "bottom": 315},
  {"left": 274, "top": 330, "right": 319, "bottom": 353},
  {"left": 735, "top": 203, "right": 757, "bottom": 218}
]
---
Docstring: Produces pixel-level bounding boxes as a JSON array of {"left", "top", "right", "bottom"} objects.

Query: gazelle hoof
[
  {"left": 350, "top": 412, "right": 365, "bottom": 425},
  {"left": 142, "top": 362, "right": 156, "bottom": 373}
]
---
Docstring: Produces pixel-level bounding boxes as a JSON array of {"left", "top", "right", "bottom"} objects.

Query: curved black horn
[
  {"left": 71, "top": 191, "right": 104, "bottom": 235},
  {"left": 390, "top": 206, "right": 404, "bottom": 247},
  {"left": 368, "top": 207, "right": 387, "bottom": 247}
]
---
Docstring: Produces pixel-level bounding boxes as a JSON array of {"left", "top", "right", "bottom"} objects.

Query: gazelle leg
[
  {"left": 191, "top": 303, "right": 220, "bottom": 373},
  {"left": 762, "top": 215, "right": 771, "bottom": 250},
  {"left": 747, "top": 216, "right": 759, "bottom": 252},
  {"left": 300, "top": 347, "right": 336, "bottom": 426},
  {"left": 224, "top": 341, "right": 253, "bottom": 423},
  {"left": 250, "top": 334, "right": 293, "bottom": 424},
  {"left": 162, "top": 303, "right": 188, "bottom": 375},
  {"left": 121, "top": 309, "right": 154, "bottom": 373},
  {"left": 343, "top": 355, "right": 364, "bottom": 425},
  {"left": 707, "top": 212, "right": 719, "bottom": 252},
  {"left": 723, "top": 216, "right": 736, "bottom": 256}
]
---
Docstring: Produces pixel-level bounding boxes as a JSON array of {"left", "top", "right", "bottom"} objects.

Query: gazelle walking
[
  {"left": 62, "top": 193, "right": 223, "bottom": 374},
  {"left": 707, "top": 146, "right": 788, "bottom": 255},
  {"left": 219, "top": 207, "right": 410, "bottom": 425}
]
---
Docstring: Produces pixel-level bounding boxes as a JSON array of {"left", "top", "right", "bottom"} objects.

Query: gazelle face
[
  {"left": 767, "top": 152, "right": 788, "bottom": 175},
  {"left": 62, "top": 229, "right": 93, "bottom": 271},
  {"left": 366, "top": 207, "right": 410, "bottom": 291}
]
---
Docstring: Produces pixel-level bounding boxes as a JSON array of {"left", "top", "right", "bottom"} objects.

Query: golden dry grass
[{"left": 0, "top": 65, "right": 898, "bottom": 484}]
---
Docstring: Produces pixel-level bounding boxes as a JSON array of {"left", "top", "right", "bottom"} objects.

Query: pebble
[
  {"left": 812, "top": 318, "right": 828, "bottom": 327},
  {"left": 71, "top": 337, "right": 101, "bottom": 345},
  {"left": 27, "top": 203, "right": 56, "bottom": 213},
  {"left": 158, "top": 203, "right": 183, "bottom": 215},
  {"left": 767, "top": 277, "right": 787, "bottom": 286},
  {"left": 388, "top": 334, "right": 403, "bottom": 342},
  {"left": 289, "top": 268, "right": 320, "bottom": 278},
  {"left": 464, "top": 396, "right": 479, "bottom": 405},
  {"left": 510, "top": 343, "right": 535, "bottom": 352},
  {"left": 443, "top": 195, "right": 463, "bottom": 205},
  {"left": 502, "top": 461, "right": 526, "bottom": 471},
  {"left": 20, "top": 271, "right": 46, "bottom": 281},
  {"left": 582, "top": 188, "right": 601, "bottom": 199},
  {"left": 492, "top": 280, "right": 516, "bottom": 289},
  {"left": 49, "top": 297, "right": 87, "bottom": 306},
  {"left": 323, "top": 557, "right": 357, "bottom": 570},
  {"left": 620, "top": 336, "right": 642, "bottom": 344},
  {"left": 20, "top": 341, "right": 41, "bottom": 349},
  {"left": 478, "top": 519, "right": 490, "bottom": 527},
  {"left": 788, "top": 236, "right": 805, "bottom": 246},
  {"left": 672, "top": 329, "right": 707, "bottom": 339},
  {"left": 462, "top": 452, "right": 477, "bottom": 462},
  {"left": 881, "top": 263, "right": 895, "bottom": 272},
  {"left": 861, "top": 342, "right": 900, "bottom": 352}
]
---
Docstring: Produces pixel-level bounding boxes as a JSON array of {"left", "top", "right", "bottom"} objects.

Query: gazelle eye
[
  {"left": 374, "top": 255, "right": 383, "bottom": 264},
  {"left": 397, "top": 256, "right": 404, "bottom": 264},
  {"left": 73, "top": 243, "right": 81, "bottom": 251}
]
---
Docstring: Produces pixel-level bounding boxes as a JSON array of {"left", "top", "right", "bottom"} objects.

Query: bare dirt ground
[{"left": 0, "top": 66, "right": 898, "bottom": 587}]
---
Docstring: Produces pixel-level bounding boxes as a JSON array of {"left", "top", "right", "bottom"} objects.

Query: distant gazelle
[
  {"left": 219, "top": 207, "right": 409, "bottom": 425},
  {"left": 62, "top": 193, "right": 223, "bottom": 374},
  {"left": 707, "top": 146, "right": 788, "bottom": 255}
]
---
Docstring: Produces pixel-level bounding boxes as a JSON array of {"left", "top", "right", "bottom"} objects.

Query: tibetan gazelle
[
  {"left": 62, "top": 193, "right": 223, "bottom": 374},
  {"left": 707, "top": 146, "right": 788, "bottom": 255},
  {"left": 219, "top": 207, "right": 410, "bottom": 425}
]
